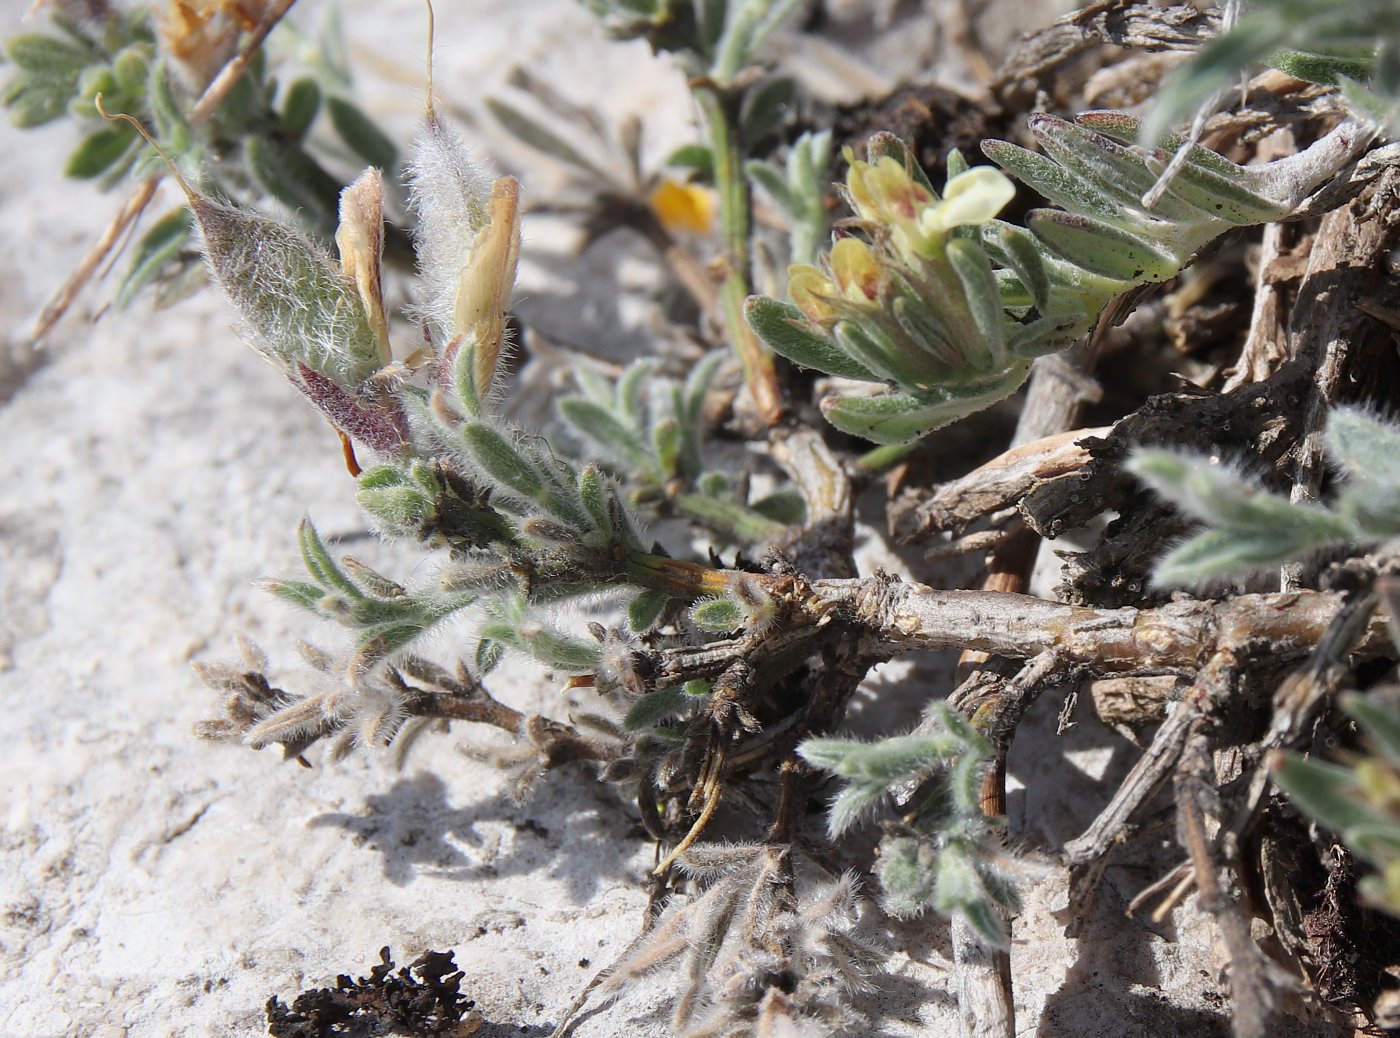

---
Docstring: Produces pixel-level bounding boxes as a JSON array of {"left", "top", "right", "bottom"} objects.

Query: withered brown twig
[
  {"left": 890, "top": 425, "right": 1107, "bottom": 543},
  {"left": 29, "top": 175, "right": 161, "bottom": 344},
  {"left": 1176, "top": 727, "right": 1288, "bottom": 1038},
  {"left": 993, "top": 0, "right": 1219, "bottom": 100},
  {"left": 186, "top": 0, "right": 300, "bottom": 127},
  {"left": 1061, "top": 650, "right": 1239, "bottom": 926}
]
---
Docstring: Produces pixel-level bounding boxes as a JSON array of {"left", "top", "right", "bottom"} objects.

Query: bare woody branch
[{"left": 822, "top": 580, "right": 1390, "bottom": 672}]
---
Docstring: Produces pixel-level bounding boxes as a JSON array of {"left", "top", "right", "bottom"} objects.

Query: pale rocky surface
[{"left": 0, "top": 2, "right": 1349, "bottom": 1037}]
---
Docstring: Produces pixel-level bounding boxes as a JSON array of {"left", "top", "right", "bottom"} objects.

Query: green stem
[
  {"left": 674, "top": 492, "right": 790, "bottom": 542},
  {"left": 696, "top": 83, "right": 783, "bottom": 427},
  {"left": 857, "top": 441, "right": 918, "bottom": 474},
  {"left": 622, "top": 548, "right": 735, "bottom": 599}
]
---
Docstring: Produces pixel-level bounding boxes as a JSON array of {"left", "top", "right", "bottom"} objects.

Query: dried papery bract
[
  {"left": 336, "top": 167, "right": 391, "bottom": 367},
  {"left": 448, "top": 175, "right": 521, "bottom": 411},
  {"left": 554, "top": 843, "right": 882, "bottom": 1038},
  {"left": 406, "top": 110, "right": 493, "bottom": 326}
]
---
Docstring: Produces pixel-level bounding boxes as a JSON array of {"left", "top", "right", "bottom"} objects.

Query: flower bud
[{"left": 335, "top": 168, "right": 391, "bottom": 367}]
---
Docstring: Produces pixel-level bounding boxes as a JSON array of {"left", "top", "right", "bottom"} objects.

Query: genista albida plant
[{"left": 32, "top": 0, "right": 1400, "bottom": 1033}]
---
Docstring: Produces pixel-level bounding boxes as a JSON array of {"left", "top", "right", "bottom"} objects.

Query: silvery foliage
[{"left": 1129, "top": 406, "right": 1400, "bottom": 585}]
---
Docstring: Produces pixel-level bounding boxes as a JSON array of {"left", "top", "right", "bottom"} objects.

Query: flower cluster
[
  {"left": 749, "top": 142, "right": 1045, "bottom": 444},
  {"left": 748, "top": 112, "right": 1366, "bottom": 444},
  {"left": 788, "top": 156, "right": 1016, "bottom": 390}
]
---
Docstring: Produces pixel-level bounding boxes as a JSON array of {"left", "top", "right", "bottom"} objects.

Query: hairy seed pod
[{"left": 195, "top": 196, "right": 383, "bottom": 388}]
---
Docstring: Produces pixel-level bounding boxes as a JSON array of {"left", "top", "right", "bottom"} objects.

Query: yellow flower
[
  {"left": 787, "top": 265, "right": 835, "bottom": 322},
  {"left": 336, "top": 168, "right": 391, "bottom": 367},
  {"left": 846, "top": 156, "right": 935, "bottom": 246},
  {"left": 921, "top": 167, "right": 1017, "bottom": 235},
  {"left": 830, "top": 238, "right": 884, "bottom": 303},
  {"left": 648, "top": 178, "right": 715, "bottom": 236},
  {"left": 787, "top": 238, "right": 885, "bottom": 323},
  {"left": 844, "top": 155, "right": 1014, "bottom": 259}
]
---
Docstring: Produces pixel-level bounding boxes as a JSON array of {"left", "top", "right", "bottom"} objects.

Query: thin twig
[
  {"left": 952, "top": 917, "right": 1016, "bottom": 1038},
  {"left": 187, "top": 0, "right": 300, "bottom": 128},
  {"left": 648, "top": 579, "right": 1393, "bottom": 694},
  {"left": 1227, "top": 587, "right": 1380, "bottom": 839},
  {"left": 1222, "top": 220, "right": 1290, "bottom": 393},
  {"left": 922, "top": 528, "right": 1015, "bottom": 564},
  {"left": 1062, "top": 651, "right": 1237, "bottom": 927},
  {"left": 1126, "top": 858, "right": 1193, "bottom": 920},
  {"left": 1176, "top": 726, "right": 1285, "bottom": 1038},
  {"left": 28, "top": 175, "right": 161, "bottom": 344}
]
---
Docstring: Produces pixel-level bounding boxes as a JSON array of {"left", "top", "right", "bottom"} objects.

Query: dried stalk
[
  {"left": 646, "top": 580, "right": 1392, "bottom": 695},
  {"left": 186, "top": 0, "right": 300, "bottom": 127},
  {"left": 27, "top": 0, "right": 301, "bottom": 342},
  {"left": 1222, "top": 221, "right": 1289, "bottom": 393},
  {"left": 1061, "top": 651, "right": 1238, "bottom": 926},
  {"left": 891, "top": 425, "right": 1107, "bottom": 543},
  {"left": 29, "top": 175, "right": 160, "bottom": 343},
  {"left": 1176, "top": 727, "right": 1286, "bottom": 1038}
]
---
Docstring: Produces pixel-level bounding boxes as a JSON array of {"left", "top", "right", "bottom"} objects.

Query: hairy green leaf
[
  {"left": 66, "top": 126, "right": 135, "bottom": 178},
  {"left": 745, "top": 297, "right": 880, "bottom": 381},
  {"left": 624, "top": 686, "right": 689, "bottom": 730},
  {"left": 691, "top": 597, "right": 744, "bottom": 632},
  {"left": 627, "top": 588, "right": 670, "bottom": 633}
]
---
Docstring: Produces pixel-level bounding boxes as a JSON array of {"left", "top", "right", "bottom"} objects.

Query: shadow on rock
[
  {"left": 310, "top": 770, "right": 641, "bottom": 901},
  {"left": 1035, "top": 898, "right": 1191, "bottom": 1038}
]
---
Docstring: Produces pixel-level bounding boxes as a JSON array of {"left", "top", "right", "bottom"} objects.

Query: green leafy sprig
[
  {"left": 1129, "top": 406, "right": 1400, "bottom": 585},
  {"left": 747, "top": 112, "right": 1369, "bottom": 443},
  {"left": 799, "top": 705, "right": 1018, "bottom": 947},
  {"left": 747, "top": 129, "right": 834, "bottom": 268},
  {"left": 271, "top": 520, "right": 477, "bottom": 675},
  {"left": 556, "top": 356, "right": 803, "bottom": 543}
]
